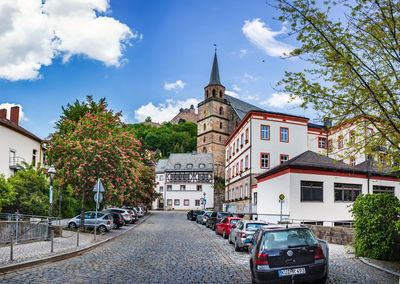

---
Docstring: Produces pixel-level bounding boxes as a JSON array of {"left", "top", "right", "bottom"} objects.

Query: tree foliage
[
  {"left": 351, "top": 193, "right": 400, "bottom": 260},
  {"left": 128, "top": 121, "right": 197, "bottom": 159},
  {"left": 0, "top": 175, "right": 16, "bottom": 212},
  {"left": 55, "top": 95, "right": 107, "bottom": 136},
  {"left": 275, "top": 0, "right": 400, "bottom": 167}
]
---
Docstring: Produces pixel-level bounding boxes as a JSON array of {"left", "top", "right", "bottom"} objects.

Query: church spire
[{"left": 208, "top": 50, "right": 222, "bottom": 86}]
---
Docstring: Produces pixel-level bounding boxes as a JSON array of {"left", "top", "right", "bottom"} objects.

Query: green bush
[{"left": 351, "top": 193, "right": 400, "bottom": 260}]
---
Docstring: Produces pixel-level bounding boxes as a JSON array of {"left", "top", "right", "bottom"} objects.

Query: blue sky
[{"left": 0, "top": 0, "right": 318, "bottom": 139}]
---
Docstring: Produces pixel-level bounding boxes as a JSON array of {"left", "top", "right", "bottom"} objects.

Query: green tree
[
  {"left": 5, "top": 165, "right": 49, "bottom": 216},
  {"left": 55, "top": 95, "right": 107, "bottom": 136},
  {"left": 145, "top": 116, "right": 152, "bottom": 122},
  {"left": 275, "top": 0, "right": 400, "bottom": 167},
  {"left": 0, "top": 175, "right": 16, "bottom": 212}
]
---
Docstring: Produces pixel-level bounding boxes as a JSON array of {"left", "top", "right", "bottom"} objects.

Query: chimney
[
  {"left": 0, "top": 109, "right": 6, "bottom": 119},
  {"left": 10, "top": 106, "right": 19, "bottom": 125}
]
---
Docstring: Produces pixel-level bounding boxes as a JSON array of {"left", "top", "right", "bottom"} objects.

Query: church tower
[{"left": 197, "top": 51, "right": 230, "bottom": 178}]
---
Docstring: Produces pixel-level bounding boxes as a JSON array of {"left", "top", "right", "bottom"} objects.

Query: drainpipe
[{"left": 249, "top": 117, "right": 253, "bottom": 219}]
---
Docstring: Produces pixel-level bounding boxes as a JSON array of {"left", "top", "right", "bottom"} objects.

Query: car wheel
[
  {"left": 234, "top": 240, "right": 241, "bottom": 251},
  {"left": 215, "top": 228, "right": 219, "bottom": 235},
  {"left": 223, "top": 230, "right": 227, "bottom": 239},
  {"left": 68, "top": 222, "right": 77, "bottom": 229},
  {"left": 98, "top": 225, "right": 107, "bottom": 233}
]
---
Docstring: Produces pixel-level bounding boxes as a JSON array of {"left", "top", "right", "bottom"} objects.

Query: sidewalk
[
  {"left": 0, "top": 214, "right": 150, "bottom": 271},
  {"left": 360, "top": 256, "right": 400, "bottom": 277}
]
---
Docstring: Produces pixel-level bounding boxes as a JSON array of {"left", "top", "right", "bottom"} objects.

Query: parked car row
[
  {"left": 67, "top": 206, "right": 145, "bottom": 233},
  {"left": 186, "top": 210, "right": 329, "bottom": 283}
]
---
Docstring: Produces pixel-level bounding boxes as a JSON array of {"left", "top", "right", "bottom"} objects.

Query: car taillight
[
  {"left": 107, "top": 221, "right": 110, "bottom": 225},
  {"left": 255, "top": 253, "right": 268, "bottom": 265},
  {"left": 124, "top": 213, "right": 129, "bottom": 216},
  {"left": 314, "top": 246, "right": 324, "bottom": 260},
  {"left": 240, "top": 232, "right": 246, "bottom": 238},
  {"left": 119, "top": 218, "right": 123, "bottom": 221}
]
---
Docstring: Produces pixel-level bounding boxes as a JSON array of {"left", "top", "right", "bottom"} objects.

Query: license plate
[{"left": 278, "top": 267, "right": 306, "bottom": 277}]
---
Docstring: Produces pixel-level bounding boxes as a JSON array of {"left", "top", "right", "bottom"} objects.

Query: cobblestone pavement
[
  {"left": 194, "top": 218, "right": 399, "bottom": 284},
  {"left": 0, "top": 211, "right": 250, "bottom": 283},
  {"left": 0, "top": 211, "right": 398, "bottom": 283}
]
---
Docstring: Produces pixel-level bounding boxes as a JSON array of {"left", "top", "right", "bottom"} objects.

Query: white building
[
  {"left": 152, "top": 153, "right": 214, "bottom": 210},
  {"left": 0, "top": 106, "right": 43, "bottom": 177}
]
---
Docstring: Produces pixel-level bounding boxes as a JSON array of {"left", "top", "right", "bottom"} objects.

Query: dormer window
[
  {"left": 174, "top": 163, "right": 181, "bottom": 170},
  {"left": 187, "top": 163, "right": 193, "bottom": 169},
  {"left": 199, "top": 163, "right": 205, "bottom": 169}
]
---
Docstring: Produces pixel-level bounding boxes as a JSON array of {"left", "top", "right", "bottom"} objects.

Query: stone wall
[{"left": 306, "top": 225, "right": 355, "bottom": 245}]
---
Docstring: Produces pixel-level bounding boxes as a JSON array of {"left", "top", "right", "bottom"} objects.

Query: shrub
[{"left": 351, "top": 193, "right": 400, "bottom": 260}]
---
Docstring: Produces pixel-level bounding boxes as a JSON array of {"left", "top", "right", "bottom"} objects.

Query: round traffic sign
[{"left": 279, "top": 194, "right": 285, "bottom": 201}]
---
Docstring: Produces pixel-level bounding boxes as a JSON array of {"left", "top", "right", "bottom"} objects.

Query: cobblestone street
[{"left": 0, "top": 211, "right": 398, "bottom": 283}]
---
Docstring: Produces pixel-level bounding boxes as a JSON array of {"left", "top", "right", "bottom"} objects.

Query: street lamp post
[
  {"left": 58, "top": 192, "right": 62, "bottom": 226},
  {"left": 47, "top": 165, "right": 56, "bottom": 241}
]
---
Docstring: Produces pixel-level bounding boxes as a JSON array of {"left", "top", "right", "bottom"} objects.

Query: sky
[{"left": 0, "top": 0, "right": 319, "bottom": 139}]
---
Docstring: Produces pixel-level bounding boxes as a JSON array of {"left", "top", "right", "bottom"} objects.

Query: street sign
[
  {"left": 93, "top": 179, "right": 105, "bottom": 192},
  {"left": 202, "top": 199, "right": 207, "bottom": 205},
  {"left": 94, "top": 193, "right": 103, "bottom": 203},
  {"left": 279, "top": 194, "right": 285, "bottom": 201}
]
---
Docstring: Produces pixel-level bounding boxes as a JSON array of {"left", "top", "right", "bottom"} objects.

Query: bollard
[
  {"left": 10, "top": 233, "right": 14, "bottom": 261},
  {"left": 51, "top": 229, "right": 54, "bottom": 253},
  {"left": 76, "top": 228, "right": 79, "bottom": 247}
]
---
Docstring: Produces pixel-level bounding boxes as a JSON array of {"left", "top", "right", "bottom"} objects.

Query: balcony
[{"left": 9, "top": 157, "right": 25, "bottom": 170}]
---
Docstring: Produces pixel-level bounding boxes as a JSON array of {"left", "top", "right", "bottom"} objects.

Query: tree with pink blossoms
[{"left": 45, "top": 106, "right": 152, "bottom": 229}]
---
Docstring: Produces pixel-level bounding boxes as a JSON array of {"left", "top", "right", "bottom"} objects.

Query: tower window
[
  {"left": 203, "top": 147, "right": 207, "bottom": 153},
  {"left": 203, "top": 136, "right": 206, "bottom": 142},
  {"left": 219, "top": 107, "right": 223, "bottom": 115},
  {"left": 204, "top": 124, "right": 206, "bottom": 131},
  {"left": 206, "top": 90, "right": 209, "bottom": 98},
  {"left": 212, "top": 89, "right": 216, "bottom": 97},
  {"left": 220, "top": 122, "right": 222, "bottom": 129},
  {"left": 219, "top": 136, "right": 221, "bottom": 142},
  {"left": 219, "top": 90, "right": 222, "bottom": 98}
]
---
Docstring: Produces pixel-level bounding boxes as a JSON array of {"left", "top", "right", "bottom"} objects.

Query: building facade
[
  {"left": 152, "top": 153, "right": 214, "bottom": 210},
  {"left": 0, "top": 106, "right": 43, "bottom": 177}
]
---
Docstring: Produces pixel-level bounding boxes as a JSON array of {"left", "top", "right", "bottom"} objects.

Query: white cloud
[
  {"left": 0, "top": 0, "right": 134, "bottom": 81},
  {"left": 261, "top": 92, "right": 303, "bottom": 108},
  {"left": 232, "top": 85, "right": 242, "bottom": 92},
  {"left": 134, "top": 98, "right": 199, "bottom": 123},
  {"left": 0, "top": 103, "right": 26, "bottom": 121},
  {"left": 225, "top": 90, "right": 239, "bottom": 98},
  {"left": 164, "top": 80, "right": 186, "bottom": 92},
  {"left": 239, "top": 49, "right": 248, "bottom": 58},
  {"left": 242, "top": 18, "right": 293, "bottom": 57}
]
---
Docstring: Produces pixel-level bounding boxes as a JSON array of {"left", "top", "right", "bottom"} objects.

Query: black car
[
  {"left": 108, "top": 212, "right": 125, "bottom": 229},
  {"left": 206, "top": 212, "right": 233, "bottom": 230},
  {"left": 247, "top": 225, "right": 328, "bottom": 284},
  {"left": 187, "top": 210, "right": 204, "bottom": 221}
]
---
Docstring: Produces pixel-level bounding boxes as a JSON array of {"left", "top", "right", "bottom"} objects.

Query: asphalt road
[{"left": 0, "top": 211, "right": 397, "bottom": 283}]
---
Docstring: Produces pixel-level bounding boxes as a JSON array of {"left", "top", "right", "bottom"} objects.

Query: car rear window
[
  {"left": 219, "top": 213, "right": 231, "bottom": 218},
  {"left": 261, "top": 228, "right": 318, "bottom": 250},
  {"left": 193, "top": 210, "right": 202, "bottom": 214},
  {"left": 246, "top": 223, "right": 265, "bottom": 231},
  {"left": 229, "top": 219, "right": 240, "bottom": 224}
]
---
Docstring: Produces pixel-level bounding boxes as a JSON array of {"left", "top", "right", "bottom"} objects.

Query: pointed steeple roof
[{"left": 208, "top": 51, "right": 222, "bottom": 86}]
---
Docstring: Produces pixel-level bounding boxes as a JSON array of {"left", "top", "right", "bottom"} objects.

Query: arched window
[
  {"left": 219, "top": 107, "right": 223, "bottom": 115},
  {"left": 206, "top": 90, "right": 209, "bottom": 98},
  {"left": 220, "top": 122, "right": 222, "bottom": 129},
  {"left": 203, "top": 147, "right": 207, "bottom": 153},
  {"left": 219, "top": 90, "right": 222, "bottom": 98},
  {"left": 204, "top": 124, "right": 206, "bottom": 131},
  {"left": 212, "top": 89, "right": 216, "bottom": 97}
]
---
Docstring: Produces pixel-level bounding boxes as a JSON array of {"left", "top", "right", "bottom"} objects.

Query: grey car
[
  {"left": 228, "top": 220, "right": 267, "bottom": 251},
  {"left": 104, "top": 208, "right": 133, "bottom": 224},
  {"left": 67, "top": 211, "right": 113, "bottom": 232}
]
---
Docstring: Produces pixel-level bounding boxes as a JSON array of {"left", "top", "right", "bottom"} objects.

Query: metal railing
[
  {"left": 9, "top": 156, "right": 25, "bottom": 169},
  {"left": 282, "top": 217, "right": 354, "bottom": 228}
]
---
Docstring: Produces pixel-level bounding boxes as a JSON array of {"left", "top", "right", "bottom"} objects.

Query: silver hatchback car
[
  {"left": 67, "top": 211, "right": 113, "bottom": 232},
  {"left": 228, "top": 220, "right": 267, "bottom": 251}
]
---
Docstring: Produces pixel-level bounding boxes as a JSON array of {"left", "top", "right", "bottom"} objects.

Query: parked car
[
  {"left": 247, "top": 225, "right": 329, "bottom": 284},
  {"left": 200, "top": 211, "right": 214, "bottom": 225},
  {"left": 67, "top": 211, "right": 113, "bottom": 232},
  {"left": 216, "top": 217, "right": 242, "bottom": 238},
  {"left": 187, "top": 210, "right": 204, "bottom": 221},
  {"left": 196, "top": 213, "right": 204, "bottom": 223},
  {"left": 135, "top": 207, "right": 144, "bottom": 217},
  {"left": 108, "top": 212, "right": 125, "bottom": 229},
  {"left": 104, "top": 208, "right": 132, "bottom": 224},
  {"left": 206, "top": 212, "right": 233, "bottom": 230},
  {"left": 228, "top": 220, "right": 267, "bottom": 251},
  {"left": 122, "top": 206, "right": 138, "bottom": 222}
]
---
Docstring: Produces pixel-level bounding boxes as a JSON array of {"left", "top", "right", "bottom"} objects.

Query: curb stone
[
  {"left": 359, "top": 257, "right": 400, "bottom": 278},
  {"left": 0, "top": 213, "right": 151, "bottom": 274}
]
